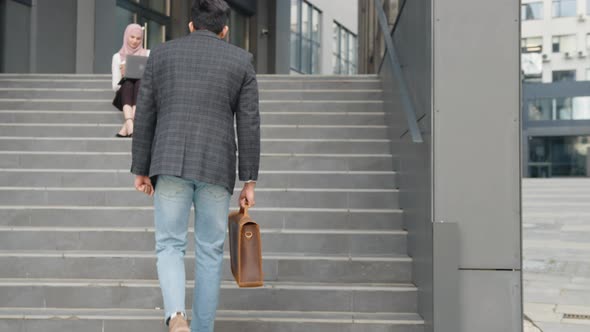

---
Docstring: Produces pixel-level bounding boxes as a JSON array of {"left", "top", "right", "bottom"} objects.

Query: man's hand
[
  {"left": 134, "top": 175, "right": 154, "bottom": 197},
  {"left": 239, "top": 182, "right": 256, "bottom": 209}
]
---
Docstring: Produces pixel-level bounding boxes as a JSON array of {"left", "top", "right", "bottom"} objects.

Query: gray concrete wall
[
  {"left": 382, "top": 0, "right": 521, "bottom": 331},
  {"left": 76, "top": 0, "right": 95, "bottom": 73},
  {"left": 0, "top": 0, "right": 32, "bottom": 73},
  {"left": 381, "top": 0, "right": 434, "bottom": 328},
  {"left": 31, "top": 0, "right": 77, "bottom": 73},
  {"left": 93, "top": 0, "right": 117, "bottom": 74},
  {"left": 433, "top": 0, "right": 522, "bottom": 331},
  {"left": 273, "top": 0, "right": 290, "bottom": 74}
]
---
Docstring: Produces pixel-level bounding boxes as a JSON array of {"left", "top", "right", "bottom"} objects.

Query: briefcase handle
[{"left": 239, "top": 203, "right": 250, "bottom": 216}]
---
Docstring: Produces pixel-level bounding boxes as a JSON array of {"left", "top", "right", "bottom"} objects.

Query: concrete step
[
  {"left": 0, "top": 227, "right": 407, "bottom": 256},
  {"left": 0, "top": 308, "right": 424, "bottom": 332},
  {"left": 0, "top": 152, "right": 398, "bottom": 171},
  {"left": 0, "top": 101, "right": 385, "bottom": 112},
  {"left": 0, "top": 89, "right": 383, "bottom": 101},
  {"left": 0, "top": 137, "right": 392, "bottom": 154},
  {"left": 0, "top": 278, "right": 418, "bottom": 313},
  {"left": 0, "top": 251, "right": 411, "bottom": 283},
  {"left": 0, "top": 74, "right": 379, "bottom": 80},
  {"left": 0, "top": 208, "right": 404, "bottom": 230},
  {"left": 0, "top": 169, "right": 397, "bottom": 189},
  {"left": 0, "top": 110, "right": 387, "bottom": 125},
  {"left": 0, "top": 79, "right": 383, "bottom": 90},
  {"left": 0, "top": 123, "right": 389, "bottom": 139},
  {"left": 0, "top": 187, "right": 400, "bottom": 209}
]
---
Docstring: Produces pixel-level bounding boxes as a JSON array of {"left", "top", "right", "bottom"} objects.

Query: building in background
[
  {"left": 522, "top": 0, "right": 590, "bottom": 177},
  {"left": 0, "top": 0, "right": 357, "bottom": 75},
  {"left": 521, "top": 0, "right": 590, "bottom": 82},
  {"left": 289, "top": 0, "right": 357, "bottom": 75}
]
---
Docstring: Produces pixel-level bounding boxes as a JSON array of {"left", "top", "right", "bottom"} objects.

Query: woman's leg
[
  {"left": 119, "top": 81, "right": 135, "bottom": 136},
  {"left": 132, "top": 80, "right": 141, "bottom": 120}
]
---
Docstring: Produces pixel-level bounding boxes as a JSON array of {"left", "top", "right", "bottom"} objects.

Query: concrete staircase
[{"left": 0, "top": 74, "right": 423, "bottom": 332}]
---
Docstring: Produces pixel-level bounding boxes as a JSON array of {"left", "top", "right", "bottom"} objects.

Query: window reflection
[
  {"left": 552, "top": 0, "right": 576, "bottom": 17},
  {"left": 333, "top": 21, "right": 357, "bottom": 75},
  {"left": 522, "top": 2, "right": 543, "bottom": 20},
  {"left": 529, "top": 136, "right": 590, "bottom": 177},
  {"left": 528, "top": 96, "right": 590, "bottom": 121},
  {"left": 290, "top": 0, "right": 321, "bottom": 74}
]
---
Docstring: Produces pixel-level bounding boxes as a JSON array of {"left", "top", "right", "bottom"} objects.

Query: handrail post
[{"left": 375, "top": 0, "right": 423, "bottom": 143}]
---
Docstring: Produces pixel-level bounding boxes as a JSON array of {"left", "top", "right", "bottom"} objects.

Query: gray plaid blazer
[{"left": 131, "top": 30, "right": 260, "bottom": 194}]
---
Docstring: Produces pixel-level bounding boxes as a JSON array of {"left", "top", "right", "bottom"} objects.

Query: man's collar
[{"left": 191, "top": 29, "right": 220, "bottom": 39}]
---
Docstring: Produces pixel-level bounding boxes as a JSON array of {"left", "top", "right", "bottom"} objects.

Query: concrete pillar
[
  {"left": 30, "top": 0, "right": 77, "bottom": 73},
  {"left": 93, "top": 0, "right": 117, "bottom": 73},
  {"left": 76, "top": 0, "right": 96, "bottom": 73},
  {"left": 0, "top": 0, "right": 32, "bottom": 73}
]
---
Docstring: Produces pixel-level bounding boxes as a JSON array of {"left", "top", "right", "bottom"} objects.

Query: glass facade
[
  {"left": 521, "top": 36, "right": 543, "bottom": 52},
  {"left": 552, "top": 0, "right": 576, "bottom": 17},
  {"left": 522, "top": 2, "right": 543, "bottom": 21},
  {"left": 116, "top": 0, "right": 170, "bottom": 49},
  {"left": 552, "top": 35, "right": 576, "bottom": 54},
  {"left": 528, "top": 96, "right": 590, "bottom": 121},
  {"left": 529, "top": 136, "right": 590, "bottom": 177},
  {"left": 552, "top": 70, "right": 576, "bottom": 82},
  {"left": 332, "top": 21, "right": 357, "bottom": 75},
  {"left": 290, "top": 0, "right": 321, "bottom": 74},
  {"left": 229, "top": 9, "right": 250, "bottom": 51}
]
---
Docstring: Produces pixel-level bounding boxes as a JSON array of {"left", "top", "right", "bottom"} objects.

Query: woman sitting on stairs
[{"left": 111, "top": 23, "right": 150, "bottom": 137}]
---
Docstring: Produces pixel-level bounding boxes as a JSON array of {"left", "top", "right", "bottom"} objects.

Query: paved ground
[{"left": 523, "top": 178, "right": 590, "bottom": 332}]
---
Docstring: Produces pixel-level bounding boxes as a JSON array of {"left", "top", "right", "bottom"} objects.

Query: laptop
[{"left": 124, "top": 55, "right": 149, "bottom": 79}]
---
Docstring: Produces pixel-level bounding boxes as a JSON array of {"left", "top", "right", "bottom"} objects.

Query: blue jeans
[{"left": 154, "top": 175, "right": 231, "bottom": 332}]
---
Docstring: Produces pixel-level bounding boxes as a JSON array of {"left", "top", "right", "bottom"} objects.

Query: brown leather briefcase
[{"left": 228, "top": 206, "right": 263, "bottom": 287}]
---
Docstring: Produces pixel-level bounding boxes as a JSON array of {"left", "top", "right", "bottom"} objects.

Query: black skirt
[{"left": 112, "top": 78, "right": 139, "bottom": 111}]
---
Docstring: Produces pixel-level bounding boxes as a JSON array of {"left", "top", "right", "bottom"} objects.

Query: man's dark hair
[{"left": 191, "top": 0, "right": 231, "bottom": 34}]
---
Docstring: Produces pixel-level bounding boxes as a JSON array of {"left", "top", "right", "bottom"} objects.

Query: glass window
[
  {"left": 529, "top": 136, "right": 590, "bottom": 177},
  {"left": 139, "top": 0, "right": 168, "bottom": 14},
  {"left": 555, "top": 97, "right": 573, "bottom": 119},
  {"left": 290, "top": 0, "right": 321, "bottom": 74},
  {"left": 573, "top": 96, "right": 590, "bottom": 119},
  {"left": 552, "top": 70, "right": 576, "bottom": 82},
  {"left": 552, "top": 35, "right": 577, "bottom": 54},
  {"left": 229, "top": 9, "right": 250, "bottom": 51},
  {"left": 522, "top": 2, "right": 544, "bottom": 20},
  {"left": 332, "top": 21, "right": 357, "bottom": 75},
  {"left": 522, "top": 36, "right": 543, "bottom": 52},
  {"left": 290, "top": 0, "right": 300, "bottom": 70},
  {"left": 116, "top": 0, "right": 170, "bottom": 49},
  {"left": 115, "top": 6, "right": 136, "bottom": 46},
  {"left": 528, "top": 98, "right": 553, "bottom": 121},
  {"left": 552, "top": 0, "right": 576, "bottom": 17},
  {"left": 528, "top": 95, "right": 590, "bottom": 121}
]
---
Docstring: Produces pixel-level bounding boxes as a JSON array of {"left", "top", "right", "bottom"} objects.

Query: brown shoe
[{"left": 169, "top": 312, "right": 190, "bottom": 332}]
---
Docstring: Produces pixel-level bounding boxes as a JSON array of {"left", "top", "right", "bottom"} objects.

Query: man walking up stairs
[{"left": 0, "top": 69, "right": 423, "bottom": 330}]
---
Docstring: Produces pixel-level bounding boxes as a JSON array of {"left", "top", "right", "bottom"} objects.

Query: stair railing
[{"left": 374, "top": 0, "right": 423, "bottom": 143}]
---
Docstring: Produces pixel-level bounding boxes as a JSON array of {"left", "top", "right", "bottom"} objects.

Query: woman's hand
[{"left": 120, "top": 63, "right": 126, "bottom": 77}]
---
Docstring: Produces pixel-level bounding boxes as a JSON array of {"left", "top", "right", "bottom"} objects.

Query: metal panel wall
[
  {"left": 433, "top": 0, "right": 522, "bottom": 331},
  {"left": 380, "top": 0, "right": 434, "bottom": 329},
  {"left": 433, "top": 0, "right": 521, "bottom": 269}
]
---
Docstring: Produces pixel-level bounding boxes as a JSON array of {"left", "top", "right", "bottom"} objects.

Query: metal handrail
[{"left": 375, "top": 0, "right": 423, "bottom": 143}]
